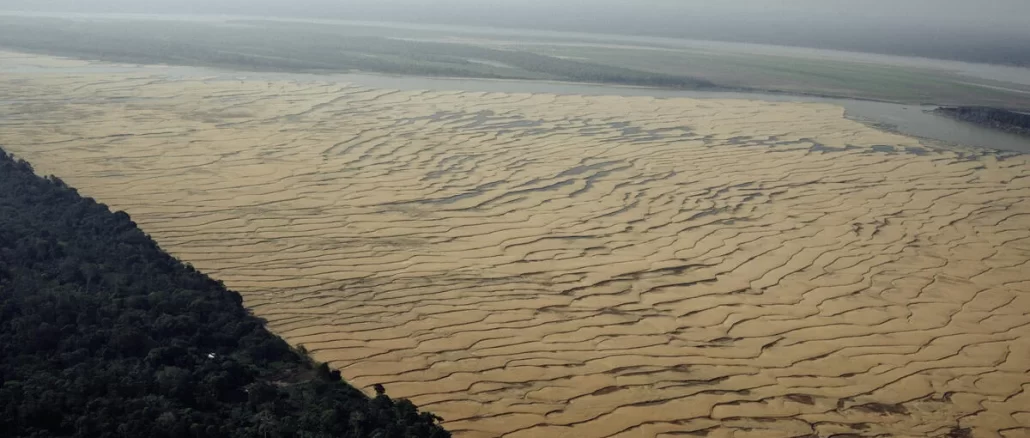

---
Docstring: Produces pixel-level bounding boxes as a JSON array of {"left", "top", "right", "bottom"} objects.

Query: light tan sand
[{"left": 2, "top": 54, "right": 1029, "bottom": 438}]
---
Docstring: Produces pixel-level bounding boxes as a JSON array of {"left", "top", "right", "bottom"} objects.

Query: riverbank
[
  {"left": 933, "top": 106, "right": 1030, "bottom": 137},
  {"left": 4, "top": 50, "right": 1029, "bottom": 153}
]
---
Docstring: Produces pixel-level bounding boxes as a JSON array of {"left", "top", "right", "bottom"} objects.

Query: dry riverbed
[{"left": 2, "top": 52, "right": 1029, "bottom": 438}]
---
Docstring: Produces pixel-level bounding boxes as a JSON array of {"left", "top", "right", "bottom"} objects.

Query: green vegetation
[{"left": 0, "top": 149, "right": 449, "bottom": 438}]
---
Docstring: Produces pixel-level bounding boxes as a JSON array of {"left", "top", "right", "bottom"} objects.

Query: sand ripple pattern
[{"left": 2, "top": 70, "right": 1030, "bottom": 438}]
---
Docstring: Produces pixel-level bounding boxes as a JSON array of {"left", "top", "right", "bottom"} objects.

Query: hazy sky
[
  {"left": 7, "top": 0, "right": 1030, "bottom": 28},
  {"left": 6, "top": 0, "right": 1030, "bottom": 64}
]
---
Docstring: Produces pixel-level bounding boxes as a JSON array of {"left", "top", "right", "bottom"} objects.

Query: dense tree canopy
[
  {"left": 933, "top": 106, "right": 1030, "bottom": 136},
  {"left": 0, "top": 149, "right": 449, "bottom": 438}
]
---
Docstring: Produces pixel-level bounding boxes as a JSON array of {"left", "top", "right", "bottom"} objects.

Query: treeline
[
  {"left": 0, "top": 17, "right": 713, "bottom": 90},
  {"left": 934, "top": 106, "right": 1030, "bottom": 136},
  {"left": 0, "top": 149, "right": 449, "bottom": 438}
]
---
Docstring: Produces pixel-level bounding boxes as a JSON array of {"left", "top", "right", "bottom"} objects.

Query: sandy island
[{"left": 1, "top": 52, "right": 1029, "bottom": 438}]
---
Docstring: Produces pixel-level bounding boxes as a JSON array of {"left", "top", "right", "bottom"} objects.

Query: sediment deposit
[{"left": 2, "top": 52, "right": 1029, "bottom": 438}]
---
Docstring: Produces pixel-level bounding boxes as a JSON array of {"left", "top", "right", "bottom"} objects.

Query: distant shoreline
[
  {"left": 0, "top": 44, "right": 1000, "bottom": 110},
  {"left": 3, "top": 49, "right": 1029, "bottom": 153},
  {"left": 6, "top": 47, "right": 1030, "bottom": 152},
  {"left": 1, "top": 9, "right": 1028, "bottom": 68},
  {"left": 2, "top": 13, "right": 1030, "bottom": 111},
  {"left": 932, "top": 106, "right": 1030, "bottom": 137}
]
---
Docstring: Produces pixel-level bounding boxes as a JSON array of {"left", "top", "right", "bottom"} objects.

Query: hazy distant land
[
  {"left": 5, "top": 0, "right": 1030, "bottom": 68},
  {"left": 2, "top": 15, "right": 1030, "bottom": 110},
  {"left": 2, "top": 52, "right": 1028, "bottom": 437}
]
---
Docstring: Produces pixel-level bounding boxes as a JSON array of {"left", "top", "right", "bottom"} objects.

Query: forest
[
  {"left": 933, "top": 106, "right": 1030, "bottom": 136},
  {"left": 0, "top": 149, "right": 449, "bottom": 437}
]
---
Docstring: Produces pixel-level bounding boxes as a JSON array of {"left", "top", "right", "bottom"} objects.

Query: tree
[{"left": 0, "top": 148, "right": 450, "bottom": 438}]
